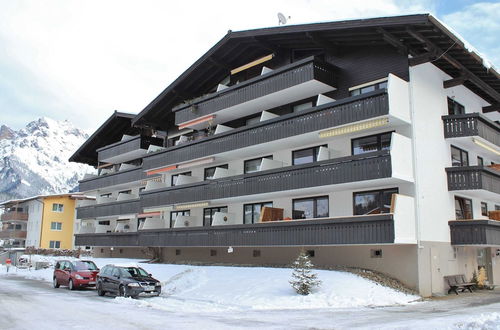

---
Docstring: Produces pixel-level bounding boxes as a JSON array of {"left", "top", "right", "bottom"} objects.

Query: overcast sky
[{"left": 0, "top": 0, "right": 498, "bottom": 132}]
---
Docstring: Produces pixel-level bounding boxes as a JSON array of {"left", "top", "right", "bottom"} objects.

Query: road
[{"left": 1, "top": 275, "right": 500, "bottom": 329}]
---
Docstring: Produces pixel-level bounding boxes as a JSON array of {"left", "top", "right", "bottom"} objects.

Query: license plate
[
  {"left": 88, "top": 281, "right": 96, "bottom": 285},
  {"left": 144, "top": 286, "right": 155, "bottom": 291}
]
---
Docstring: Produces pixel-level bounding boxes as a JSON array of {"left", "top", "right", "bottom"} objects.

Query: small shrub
[{"left": 289, "top": 250, "right": 321, "bottom": 295}]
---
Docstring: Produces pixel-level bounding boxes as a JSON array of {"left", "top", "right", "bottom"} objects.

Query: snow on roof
[{"left": 0, "top": 193, "right": 95, "bottom": 206}]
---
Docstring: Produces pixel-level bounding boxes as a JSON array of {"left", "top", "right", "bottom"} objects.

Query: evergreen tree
[
  {"left": 478, "top": 267, "right": 488, "bottom": 288},
  {"left": 471, "top": 270, "right": 478, "bottom": 286},
  {"left": 289, "top": 250, "right": 321, "bottom": 295}
]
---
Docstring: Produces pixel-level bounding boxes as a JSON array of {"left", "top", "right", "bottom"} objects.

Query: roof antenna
[{"left": 277, "top": 13, "right": 290, "bottom": 25}]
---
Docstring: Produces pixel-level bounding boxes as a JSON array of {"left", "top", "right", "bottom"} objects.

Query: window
[
  {"left": 477, "top": 156, "right": 484, "bottom": 167},
  {"left": 203, "top": 206, "right": 228, "bottom": 226},
  {"left": 171, "top": 171, "right": 192, "bottom": 186},
  {"left": 50, "top": 222, "right": 62, "bottom": 231},
  {"left": 447, "top": 97, "right": 465, "bottom": 115},
  {"left": 246, "top": 115, "right": 261, "bottom": 126},
  {"left": 353, "top": 188, "right": 398, "bottom": 215},
  {"left": 98, "top": 220, "right": 110, "bottom": 226},
  {"left": 244, "top": 202, "right": 273, "bottom": 224},
  {"left": 371, "top": 249, "right": 383, "bottom": 258},
  {"left": 49, "top": 241, "right": 61, "bottom": 249},
  {"left": 292, "top": 145, "right": 327, "bottom": 165},
  {"left": 253, "top": 250, "right": 261, "bottom": 257},
  {"left": 293, "top": 101, "right": 313, "bottom": 112},
  {"left": 352, "top": 132, "right": 392, "bottom": 155},
  {"left": 481, "top": 202, "right": 488, "bottom": 217},
  {"left": 170, "top": 210, "right": 190, "bottom": 228},
  {"left": 244, "top": 156, "right": 272, "bottom": 174},
  {"left": 118, "top": 189, "right": 132, "bottom": 194},
  {"left": 349, "top": 81, "right": 388, "bottom": 96},
  {"left": 210, "top": 249, "right": 217, "bottom": 257},
  {"left": 451, "top": 146, "right": 469, "bottom": 167},
  {"left": 306, "top": 250, "right": 315, "bottom": 258},
  {"left": 204, "top": 164, "right": 228, "bottom": 180},
  {"left": 292, "top": 196, "right": 329, "bottom": 219},
  {"left": 100, "top": 193, "right": 112, "bottom": 198},
  {"left": 175, "top": 249, "right": 181, "bottom": 256},
  {"left": 455, "top": 196, "right": 473, "bottom": 220},
  {"left": 496, "top": 205, "right": 500, "bottom": 211},
  {"left": 52, "top": 203, "right": 64, "bottom": 212}
]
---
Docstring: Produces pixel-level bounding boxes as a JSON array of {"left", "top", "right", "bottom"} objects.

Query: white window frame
[{"left": 50, "top": 222, "right": 62, "bottom": 231}]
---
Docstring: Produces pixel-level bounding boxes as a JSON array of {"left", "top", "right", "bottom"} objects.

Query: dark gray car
[{"left": 96, "top": 265, "right": 161, "bottom": 298}]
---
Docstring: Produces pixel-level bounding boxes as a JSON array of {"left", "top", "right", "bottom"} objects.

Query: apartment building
[
  {"left": 69, "top": 14, "right": 500, "bottom": 296},
  {"left": 0, "top": 194, "right": 92, "bottom": 250}
]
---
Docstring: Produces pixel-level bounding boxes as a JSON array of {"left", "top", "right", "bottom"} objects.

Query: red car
[{"left": 53, "top": 260, "right": 99, "bottom": 290}]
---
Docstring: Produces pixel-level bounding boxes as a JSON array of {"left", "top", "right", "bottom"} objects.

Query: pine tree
[
  {"left": 478, "top": 267, "right": 488, "bottom": 288},
  {"left": 289, "top": 250, "right": 321, "bottom": 295},
  {"left": 471, "top": 270, "right": 478, "bottom": 285}
]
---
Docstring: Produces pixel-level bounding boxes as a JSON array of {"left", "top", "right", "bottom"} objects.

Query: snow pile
[
  {"left": 454, "top": 313, "right": 500, "bottom": 330},
  {"left": 0, "top": 117, "right": 94, "bottom": 200},
  {"left": 0, "top": 256, "right": 419, "bottom": 312}
]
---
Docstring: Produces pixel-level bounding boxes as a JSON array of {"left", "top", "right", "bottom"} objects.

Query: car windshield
[
  {"left": 120, "top": 267, "right": 149, "bottom": 278},
  {"left": 73, "top": 261, "right": 98, "bottom": 271}
]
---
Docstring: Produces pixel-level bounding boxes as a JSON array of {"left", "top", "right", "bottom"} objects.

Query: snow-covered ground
[
  {"left": 2, "top": 256, "right": 500, "bottom": 329},
  {"left": 0, "top": 255, "right": 418, "bottom": 311}
]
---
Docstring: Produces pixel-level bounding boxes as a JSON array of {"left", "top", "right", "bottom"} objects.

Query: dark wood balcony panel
[
  {"left": 97, "top": 135, "right": 163, "bottom": 163},
  {"left": 442, "top": 113, "right": 500, "bottom": 147},
  {"left": 0, "top": 230, "right": 27, "bottom": 239},
  {"left": 449, "top": 220, "right": 500, "bottom": 246},
  {"left": 75, "top": 214, "right": 394, "bottom": 247},
  {"left": 142, "top": 151, "right": 391, "bottom": 208},
  {"left": 76, "top": 199, "right": 141, "bottom": 220},
  {"left": 79, "top": 167, "right": 146, "bottom": 192},
  {"left": 0, "top": 212, "right": 28, "bottom": 221},
  {"left": 446, "top": 166, "right": 500, "bottom": 194},
  {"left": 173, "top": 56, "right": 336, "bottom": 125},
  {"left": 143, "top": 91, "right": 389, "bottom": 171}
]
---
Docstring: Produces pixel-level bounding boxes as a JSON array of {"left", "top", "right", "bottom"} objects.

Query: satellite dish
[{"left": 278, "top": 12, "right": 287, "bottom": 25}]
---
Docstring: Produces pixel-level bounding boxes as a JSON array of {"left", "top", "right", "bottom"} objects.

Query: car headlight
[
  {"left": 155, "top": 282, "right": 161, "bottom": 286},
  {"left": 128, "top": 283, "right": 140, "bottom": 287},
  {"left": 74, "top": 274, "right": 83, "bottom": 279}
]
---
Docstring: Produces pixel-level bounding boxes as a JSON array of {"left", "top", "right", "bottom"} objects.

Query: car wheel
[
  {"left": 97, "top": 284, "right": 106, "bottom": 296},
  {"left": 68, "top": 279, "right": 75, "bottom": 291},
  {"left": 53, "top": 277, "right": 60, "bottom": 288},
  {"left": 119, "top": 285, "right": 128, "bottom": 297}
]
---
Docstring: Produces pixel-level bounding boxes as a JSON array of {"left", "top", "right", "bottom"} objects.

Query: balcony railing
[
  {"left": 141, "top": 151, "right": 391, "bottom": 208},
  {"left": 76, "top": 199, "right": 141, "bottom": 220},
  {"left": 173, "top": 56, "right": 336, "bottom": 126},
  {"left": 0, "top": 230, "right": 27, "bottom": 239},
  {"left": 79, "top": 167, "right": 145, "bottom": 192},
  {"left": 143, "top": 90, "right": 389, "bottom": 171},
  {"left": 446, "top": 166, "right": 500, "bottom": 194},
  {"left": 442, "top": 113, "right": 500, "bottom": 147},
  {"left": 75, "top": 214, "right": 394, "bottom": 247},
  {"left": 449, "top": 220, "right": 500, "bottom": 245},
  {"left": 97, "top": 135, "right": 163, "bottom": 163},
  {"left": 0, "top": 212, "right": 28, "bottom": 221}
]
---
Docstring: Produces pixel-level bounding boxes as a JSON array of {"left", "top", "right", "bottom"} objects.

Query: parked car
[
  {"left": 96, "top": 264, "right": 161, "bottom": 298},
  {"left": 53, "top": 260, "right": 99, "bottom": 290}
]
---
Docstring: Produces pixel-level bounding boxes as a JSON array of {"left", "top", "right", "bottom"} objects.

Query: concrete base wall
[{"left": 93, "top": 244, "right": 419, "bottom": 291}]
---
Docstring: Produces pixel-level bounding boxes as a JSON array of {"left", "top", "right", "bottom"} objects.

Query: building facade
[
  {"left": 1, "top": 194, "right": 91, "bottom": 250},
  {"left": 70, "top": 14, "right": 500, "bottom": 296}
]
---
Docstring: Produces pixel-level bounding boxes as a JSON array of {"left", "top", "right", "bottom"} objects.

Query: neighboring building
[
  {"left": 0, "top": 194, "right": 93, "bottom": 250},
  {"left": 69, "top": 14, "right": 500, "bottom": 296},
  {"left": 0, "top": 201, "right": 29, "bottom": 248}
]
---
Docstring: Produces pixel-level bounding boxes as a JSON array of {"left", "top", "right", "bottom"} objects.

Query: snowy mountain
[{"left": 0, "top": 117, "right": 94, "bottom": 201}]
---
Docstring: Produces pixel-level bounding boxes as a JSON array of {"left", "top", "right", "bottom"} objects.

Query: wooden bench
[{"left": 444, "top": 275, "right": 475, "bottom": 295}]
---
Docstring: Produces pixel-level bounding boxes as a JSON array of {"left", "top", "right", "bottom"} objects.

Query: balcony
[
  {"left": 173, "top": 56, "right": 336, "bottom": 128},
  {"left": 1, "top": 212, "right": 28, "bottom": 221},
  {"left": 144, "top": 90, "right": 390, "bottom": 171},
  {"left": 0, "top": 230, "right": 27, "bottom": 239},
  {"left": 449, "top": 220, "right": 500, "bottom": 246},
  {"left": 76, "top": 199, "right": 141, "bottom": 220},
  {"left": 141, "top": 151, "right": 393, "bottom": 209},
  {"left": 446, "top": 166, "right": 500, "bottom": 199},
  {"left": 75, "top": 214, "right": 394, "bottom": 247},
  {"left": 97, "top": 135, "right": 163, "bottom": 164},
  {"left": 79, "top": 167, "right": 145, "bottom": 192},
  {"left": 442, "top": 113, "right": 500, "bottom": 159}
]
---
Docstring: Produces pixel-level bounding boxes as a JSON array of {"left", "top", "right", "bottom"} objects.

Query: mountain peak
[{"left": 0, "top": 125, "right": 15, "bottom": 140}]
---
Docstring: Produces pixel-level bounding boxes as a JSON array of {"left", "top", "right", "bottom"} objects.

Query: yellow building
[{"left": 39, "top": 195, "right": 78, "bottom": 250}]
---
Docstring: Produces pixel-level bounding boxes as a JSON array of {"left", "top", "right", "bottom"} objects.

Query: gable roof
[
  {"left": 132, "top": 13, "right": 499, "bottom": 129},
  {"left": 69, "top": 111, "right": 139, "bottom": 166}
]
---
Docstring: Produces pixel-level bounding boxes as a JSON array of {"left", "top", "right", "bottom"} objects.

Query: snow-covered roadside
[{"left": 0, "top": 255, "right": 419, "bottom": 312}]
